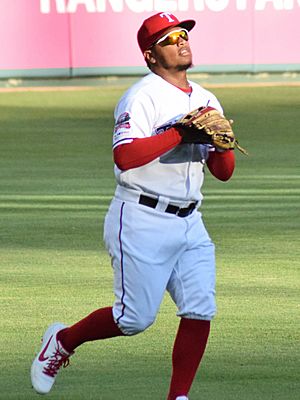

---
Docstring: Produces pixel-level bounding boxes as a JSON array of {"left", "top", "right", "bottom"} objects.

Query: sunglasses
[{"left": 154, "top": 29, "right": 189, "bottom": 47}]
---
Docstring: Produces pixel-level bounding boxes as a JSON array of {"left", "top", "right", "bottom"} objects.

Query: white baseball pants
[{"left": 103, "top": 196, "right": 216, "bottom": 336}]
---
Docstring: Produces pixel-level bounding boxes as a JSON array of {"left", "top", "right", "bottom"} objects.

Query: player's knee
[
  {"left": 177, "top": 295, "right": 216, "bottom": 321},
  {"left": 117, "top": 315, "right": 155, "bottom": 336}
]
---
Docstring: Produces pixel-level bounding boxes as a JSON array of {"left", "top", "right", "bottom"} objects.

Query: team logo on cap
[{"left": 159, "top": 12, "right": 175, "bottom": 22}]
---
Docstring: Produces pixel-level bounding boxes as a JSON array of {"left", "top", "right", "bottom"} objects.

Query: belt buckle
[
  {"left": 189, "top": 202, "right": 196, "bottom": 214},
  {"left": 177, "top": 205, "right": 187, "bottom": 217},
  {"left": 182, "top": 202, "right": 196, "bottom": 217}
]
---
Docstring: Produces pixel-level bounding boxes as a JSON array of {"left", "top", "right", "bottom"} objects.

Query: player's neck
[{"left": 155, "top": 70, "right": 190, "bottom": 90}]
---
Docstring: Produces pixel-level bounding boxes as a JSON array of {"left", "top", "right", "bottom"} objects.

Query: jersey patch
[
  {"left": 114, "top": 112, "right": 131, "bottom": 133},
  {"left": 113, "top": 112, "right": 134, "bottom": 148}
]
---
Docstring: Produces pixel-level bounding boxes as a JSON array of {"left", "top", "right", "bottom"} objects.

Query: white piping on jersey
[
  {"left": 185, "top": 88, "right": 194, "bottom": 198},
  {"left": 184, "top": 91, "right": 210, "bottom": 198},
  {"left": 185, "top": 92, "right": 192, "bottom": 197},
  {"left": 185, "top": 161, "right": 191, "bottom": 194}
]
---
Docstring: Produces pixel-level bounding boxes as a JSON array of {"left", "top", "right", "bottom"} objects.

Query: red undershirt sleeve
[
  {"left": 206, "top": 150, "right": 235, "bottom": 181},
  {"left": 114, "top": 127, "right": 235, "bottom": 181},
  {"left": 113, "top": 127, "right": 182, "bottom": 171}
]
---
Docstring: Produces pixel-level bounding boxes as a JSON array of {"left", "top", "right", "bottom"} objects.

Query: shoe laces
[{"left": 43, "top": 347, "right": 70, "bottom": 378}]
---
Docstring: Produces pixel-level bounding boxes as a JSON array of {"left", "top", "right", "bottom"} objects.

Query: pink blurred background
[{"left": 0, "top": 0, "right": 299, "bottom": 75}]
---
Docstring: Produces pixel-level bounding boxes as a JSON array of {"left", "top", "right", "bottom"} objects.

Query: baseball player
[{"left": 31, "top": 12, "right": 235, "bottom": 400}]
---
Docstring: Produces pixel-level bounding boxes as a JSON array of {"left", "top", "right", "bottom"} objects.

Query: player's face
[{"left": 146, "top": 27, "right": 193, "bottom": 72}]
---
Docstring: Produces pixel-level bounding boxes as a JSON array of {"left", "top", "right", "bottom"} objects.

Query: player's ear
[{"left": 144, "top": 50, "right": 156, "bottom": 66}]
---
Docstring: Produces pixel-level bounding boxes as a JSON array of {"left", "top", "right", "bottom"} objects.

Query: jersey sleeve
[{"left": 113, "top": 93, "right": 155, "bottom": 150}]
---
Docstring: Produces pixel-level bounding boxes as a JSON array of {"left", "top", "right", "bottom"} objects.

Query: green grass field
[{"left": 0, "top": 83, "right": 299, "bottom": 399}]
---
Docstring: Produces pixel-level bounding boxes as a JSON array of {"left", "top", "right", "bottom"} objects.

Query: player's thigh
[
  {"left": 167, "top": 213, "right": 216, "bottom": 320},
  {"left": 104, "top": 199, "right": 185, "bottom": 333}
]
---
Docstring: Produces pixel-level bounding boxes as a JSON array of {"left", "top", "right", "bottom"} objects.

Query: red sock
[
  {"left": 57, "top": 307, "right": 124, "bottom": 353},
  {"left": 167, "top": 318, "right": 211, "bottom": 400}
]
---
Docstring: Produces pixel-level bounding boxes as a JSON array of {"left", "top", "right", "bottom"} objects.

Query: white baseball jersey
[{"left": 113, "top": 72, "right": 222, "bottom": 204}]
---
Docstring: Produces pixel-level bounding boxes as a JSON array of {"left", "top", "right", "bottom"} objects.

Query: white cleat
[
  {"left": 31, "top": 322, "right": 73, "bottom": 394},
  {"left": 175, "top": 397, "right": 189, "bottom": 400}
]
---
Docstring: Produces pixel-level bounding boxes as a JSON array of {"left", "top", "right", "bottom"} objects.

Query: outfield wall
[{"left": 0, "top": 0, "right": 300, "bottom": 78}]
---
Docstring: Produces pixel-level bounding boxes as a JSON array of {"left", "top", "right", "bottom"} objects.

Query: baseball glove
[{"left": 175, "top": 106, "right": 248, "bottom": 155}]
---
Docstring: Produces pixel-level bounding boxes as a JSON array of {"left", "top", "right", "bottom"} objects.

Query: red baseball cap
[{"left": 137, "top": 12, "right": 196, "bottom": 53}]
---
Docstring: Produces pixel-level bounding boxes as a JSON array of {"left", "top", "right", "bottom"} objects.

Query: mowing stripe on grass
[{"left": 0, "top": 186, "right": 299, "bottom": 200}]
